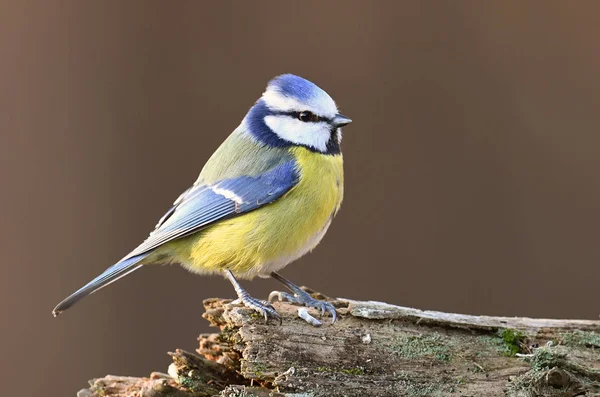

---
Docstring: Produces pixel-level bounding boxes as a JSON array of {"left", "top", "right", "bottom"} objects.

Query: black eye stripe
[{"left": 271, "top": 111, "right": 331, "bottom": 123}]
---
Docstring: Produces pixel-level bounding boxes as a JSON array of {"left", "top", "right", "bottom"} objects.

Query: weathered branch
[{"left": 78, "top": 291, "right": 600, "bottom": 397}]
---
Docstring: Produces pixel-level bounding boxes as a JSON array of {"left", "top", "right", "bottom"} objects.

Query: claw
[
  {"left": 268, "top": 291, "right": 302, "bottom": 305},
  {"left": 269, "top": 273, "right": 338, "bottom": 325},
  {"left": 238, "top": 296, "right": 281, "bottom": 325},
  {"left": 272, "top": 289, "right": 337, "bottom": 325}
]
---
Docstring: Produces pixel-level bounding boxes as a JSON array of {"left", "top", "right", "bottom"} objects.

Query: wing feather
[{"left": 125, "top": 160, "right": 299, "bottom": 259}]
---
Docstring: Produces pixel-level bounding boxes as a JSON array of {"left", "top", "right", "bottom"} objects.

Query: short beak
[{"left": 333, "top": 113, "right": 352, "bottom": 128}]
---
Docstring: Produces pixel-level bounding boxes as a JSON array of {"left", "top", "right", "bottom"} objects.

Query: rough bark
[{"left": 78, "top": 292, "right": 600, "bottom": 397}]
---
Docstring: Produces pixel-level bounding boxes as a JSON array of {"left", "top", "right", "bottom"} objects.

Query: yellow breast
[{"left": 174, "top": 147, "right": 343, "bottom": 278}]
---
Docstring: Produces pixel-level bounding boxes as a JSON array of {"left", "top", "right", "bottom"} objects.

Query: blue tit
[{"left": 53, "top": 74, "right": 351, "bottom": 324}]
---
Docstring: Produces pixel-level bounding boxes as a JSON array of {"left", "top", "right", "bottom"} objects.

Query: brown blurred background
[{"left": 1, "top": 1, "right": 599, "bottom": 396}]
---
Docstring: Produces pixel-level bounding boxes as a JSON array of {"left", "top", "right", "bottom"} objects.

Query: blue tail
[{"left": 52, "top": 254, "right": 148, "bottom": 316}]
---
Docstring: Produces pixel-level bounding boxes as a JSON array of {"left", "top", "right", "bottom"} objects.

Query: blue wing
[
  {"left": 53, "top": 162, "right": 298, "bottom": 316},
  {"left": 125, "top": 159, "right": 299, "bottom": 259}
]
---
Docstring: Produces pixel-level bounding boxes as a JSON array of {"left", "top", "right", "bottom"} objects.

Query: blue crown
[{"left": 266, "top": 74, "right": 322, "bottom": 102}]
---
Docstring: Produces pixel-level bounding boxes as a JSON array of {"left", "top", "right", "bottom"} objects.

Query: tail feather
[{"left": 52, "top": 254, "right": 147, "bottom": 317}]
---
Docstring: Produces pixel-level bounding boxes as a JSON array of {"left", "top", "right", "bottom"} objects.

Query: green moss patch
[
  {"left": 561, "top": 330, "right": 600, "bottom": 348},
  {"left": 391, "top": 333, "right": 452, "bottom": 362},
  {"left": 498, "top": 329, "right": 525, "bottom": 357}
]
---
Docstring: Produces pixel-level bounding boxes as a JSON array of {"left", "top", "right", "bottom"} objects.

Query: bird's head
[{"left": 244, "top": 74, "right": 351, "bottom": 155}]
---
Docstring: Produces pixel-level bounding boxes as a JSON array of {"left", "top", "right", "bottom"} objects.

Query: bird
[{"left": 52, "top": 74, "right": 351, "bottom": 325}]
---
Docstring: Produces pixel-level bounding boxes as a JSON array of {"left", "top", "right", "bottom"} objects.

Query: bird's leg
[
  {"left": 223, "top": 270, "right": 281, "bottom": 324},
  {"left": 268, "top": 272, "right": 337, "bottom": 324}
]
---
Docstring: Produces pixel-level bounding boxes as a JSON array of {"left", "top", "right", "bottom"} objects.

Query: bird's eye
[{"left": 298, "top": 111, "right": 319, "bottom": 122}]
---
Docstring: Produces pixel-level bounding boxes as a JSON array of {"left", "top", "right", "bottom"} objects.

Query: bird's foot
[
  {"left": 269, "top": 272, "right": 337, "bottom": 326},
  {"left": 231, "top": 296, "right": 281, "bottom": 325},
  {"left": 268, "top": 290, "right": 337, "bottom": 325},
  {"left": 224, "top": 269, "right": 281, "bottom": 324}
]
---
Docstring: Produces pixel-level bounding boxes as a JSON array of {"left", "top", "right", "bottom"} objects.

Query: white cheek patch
[{"left": 264, "top": 115, "right": 331, "bottom": 152}]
